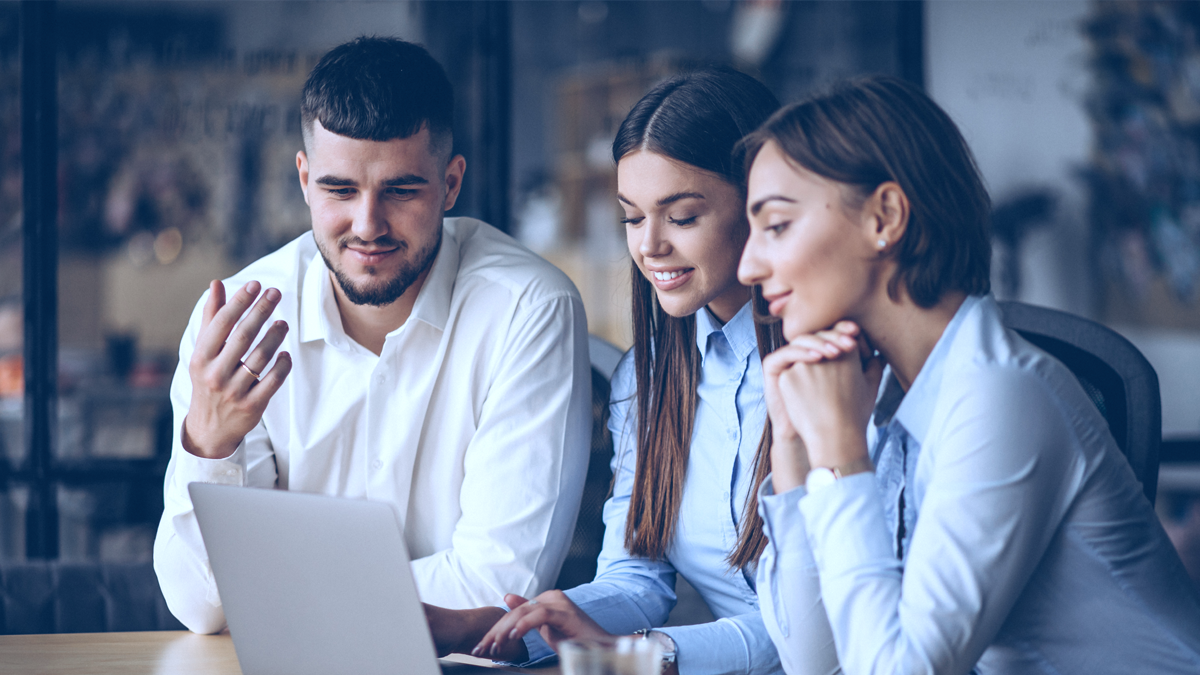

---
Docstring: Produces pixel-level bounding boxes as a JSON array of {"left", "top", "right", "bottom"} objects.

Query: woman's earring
[{"left": 876, "top": 238, "right": 888, "bottom": 250}]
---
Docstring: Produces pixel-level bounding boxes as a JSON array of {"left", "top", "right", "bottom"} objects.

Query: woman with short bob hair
[{"left": 739, "top": 75, "right": 1200, "bottom": 674}]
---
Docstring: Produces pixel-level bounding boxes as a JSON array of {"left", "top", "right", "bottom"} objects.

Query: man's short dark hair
[{"left": 301, "top": 36, "right": 454, "bottom": 161}]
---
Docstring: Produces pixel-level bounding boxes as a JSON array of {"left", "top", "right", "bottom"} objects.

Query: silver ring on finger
[{"left": 239, "top": 360, "right": 262, "bottom": 381}]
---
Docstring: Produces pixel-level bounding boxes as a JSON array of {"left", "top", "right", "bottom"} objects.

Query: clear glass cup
[{"left": 559, "top": 636, "right": 663, "bottom": 675}]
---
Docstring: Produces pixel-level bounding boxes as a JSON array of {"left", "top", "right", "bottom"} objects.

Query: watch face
[{"left": 806, "top": 467, "right": 838, "bottom": 493}]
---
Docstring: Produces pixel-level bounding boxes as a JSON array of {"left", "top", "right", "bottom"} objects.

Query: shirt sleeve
[
  {"left": 755, "top": 478, "right": 840, "bottom": 675},
  {"left": 800, "top": 366, "right": 1077, "bottom": 674},
  {"left": 518, "top": 355, "right": 784, "bottom": 675},
  {"left": 152, "top": 289, "right": 280, "bottom": 635},
  {"left": 411, "top": 293, "right": 591, "bottom": 610}
]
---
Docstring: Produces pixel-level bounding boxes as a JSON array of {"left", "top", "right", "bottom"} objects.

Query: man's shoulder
[{"left": 446, "top": 217, "right": 580, "bottom": 306}]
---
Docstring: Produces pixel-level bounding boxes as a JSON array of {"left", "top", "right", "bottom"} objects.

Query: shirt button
[{"left": 371, "top": 459, "right": 383, "bottom": 471}]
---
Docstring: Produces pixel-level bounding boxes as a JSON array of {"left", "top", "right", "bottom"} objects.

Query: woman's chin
[{"left": 656, "top": 294, "right": 705, "bottom": 319}]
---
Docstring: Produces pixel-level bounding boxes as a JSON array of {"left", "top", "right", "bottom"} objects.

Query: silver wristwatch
[{"left": 633, "top": 628, "right": 677, "bottom": 672}]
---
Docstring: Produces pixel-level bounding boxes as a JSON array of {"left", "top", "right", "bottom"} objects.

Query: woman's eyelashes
[{"left": 766, "top": 220, "right": 791, "bottom": 236}]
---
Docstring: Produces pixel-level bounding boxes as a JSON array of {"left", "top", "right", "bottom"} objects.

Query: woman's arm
[
  {"left": 802, "top": 367, "right": 1076, "bottom": 674},
  {"left": 756, "top": 478, "right": 840, "bottom": 675}
]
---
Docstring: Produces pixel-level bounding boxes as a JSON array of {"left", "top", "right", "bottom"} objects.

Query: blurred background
[{"left": 2, "top": 0, "right": 1199, "bottom": 594}]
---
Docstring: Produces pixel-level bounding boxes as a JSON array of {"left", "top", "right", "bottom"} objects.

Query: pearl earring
[{"left": 877, "top": 238, "right": 887, "bottom": 249}]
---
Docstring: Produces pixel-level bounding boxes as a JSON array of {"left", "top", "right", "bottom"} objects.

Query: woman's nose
[
  {"left": 639, "top": 219, "right": 670, "bottom": 258},
  {"left": 738, "top": 234, "right": 768, "bottom": 286}
]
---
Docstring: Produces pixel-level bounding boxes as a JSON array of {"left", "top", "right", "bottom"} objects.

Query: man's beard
[{"left": 317, "top": 228, "right": 442, "bottom": 307}]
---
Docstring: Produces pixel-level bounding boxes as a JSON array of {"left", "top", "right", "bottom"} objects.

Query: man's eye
[
  {"left": 387, "top": 188, "right": 417, "bottom": 199},
  {"left": 327, "top": 188, "right": 355, "bottom": 197}
]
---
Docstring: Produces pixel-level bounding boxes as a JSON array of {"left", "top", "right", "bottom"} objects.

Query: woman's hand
[
  {"left": 472, "top": 590, "right": 609, "bottom": 660},
  {"left": 764, "top": 321, "right": 882, "bottom": 487}
]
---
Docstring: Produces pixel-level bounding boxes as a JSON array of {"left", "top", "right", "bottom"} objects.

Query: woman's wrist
[
  {"left": 770, "top": 432, "right": 810, "bottom": 493},
  {"left": 804, "top": 426, "right": 869, "bottom": 471}
]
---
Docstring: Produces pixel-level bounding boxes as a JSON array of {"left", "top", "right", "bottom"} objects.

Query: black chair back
[{"left": 999, "top": 301, "right": 1161, "bottom": 504}]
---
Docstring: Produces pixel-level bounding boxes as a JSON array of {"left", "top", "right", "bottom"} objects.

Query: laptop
[{"left": 189, "top": 482, "right": 499, "bottom": 675}]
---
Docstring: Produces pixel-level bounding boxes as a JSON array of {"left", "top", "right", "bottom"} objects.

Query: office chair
[
  {"left": 998, "top": 301, "right": 1162, "bottom": 505},
  {"left": 554, "top": 335, "right": 624, "bottom": 591}
]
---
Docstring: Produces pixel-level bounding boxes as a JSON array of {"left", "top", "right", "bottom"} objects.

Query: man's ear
[
  {"left": 297, "top": 151, "right": 311, "bottom": 206},
  {"left": 442, "top": 154, "right": 466, "bottom": 212},
  {"left": 867, "top": 181, "right": 910, "bottom": 251}
]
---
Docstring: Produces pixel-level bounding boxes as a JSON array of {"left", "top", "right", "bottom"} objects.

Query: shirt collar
[
  {"left": 694, "top": 301, "right": 757, "bottom": 362},
  {"left": 299, "top": 249, "right": 344, "bottom": 345},
  {"left": 873, "top": 294, "right": 983, "bottom": 445},
  {"left": 297, "top": 222, "right": 459, "bottom": 346},
  {"left": 405, "top": 224, "right": 458, "bottom": 333}
]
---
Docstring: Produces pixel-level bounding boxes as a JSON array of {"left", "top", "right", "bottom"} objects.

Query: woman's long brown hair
[
  {"left": 615, "top": 68, "right": 783, "bottom": 565},
  {"left": 623, "top": 267, "right": 785, "bottom": 565}
]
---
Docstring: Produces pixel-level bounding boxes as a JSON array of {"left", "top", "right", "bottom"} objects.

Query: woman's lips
[
  {"left": 766, "top": 291, "right": 791, "bottom": 316},
  {"left": 649, "top": 267, "right": 694, "bottom": 291}
]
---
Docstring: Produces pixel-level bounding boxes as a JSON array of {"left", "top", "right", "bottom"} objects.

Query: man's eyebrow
[
  {"left": 749, "top": 195, "right": 795, "bottom": 216},
  {"left": 314, "top": 174, "right": 430, "bottom": 188},
  {"left": 383, "top": 174, "right": 429, "bottom": 187}
]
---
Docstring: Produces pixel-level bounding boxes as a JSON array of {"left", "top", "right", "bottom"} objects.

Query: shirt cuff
[
  {"left": 514, "top": 629, "right": 557, "bottom": 667},
  {"left": 171, "top": 442, "right": 247, "bottom": 488},
  {"left": 799, "top": 471, "right": 893, "bottom": 574},
  {"left": 757, "top": 474, "right": 816, "bottom": 571}
]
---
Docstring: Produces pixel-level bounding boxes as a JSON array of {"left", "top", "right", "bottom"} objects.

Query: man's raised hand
[{"left": 181, "top": 280, "right": 292, "bottom": 459}]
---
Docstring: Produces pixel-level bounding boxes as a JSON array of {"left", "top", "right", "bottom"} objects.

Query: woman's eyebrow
[
  {"left": 657, "top": 191, "right": 705, "bottom": 207},
  {"left": 749, "top": 195, "right": 795, "bottom": 216}
]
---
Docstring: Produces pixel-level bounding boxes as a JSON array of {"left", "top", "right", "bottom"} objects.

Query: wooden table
[{"left": 0, "top": 631, "right": 555, "bottom": 675}]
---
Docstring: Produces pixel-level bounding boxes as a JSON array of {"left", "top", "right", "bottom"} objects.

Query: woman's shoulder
[{"left": 934, "top": 297, "right": 1103, "bottom": 438}]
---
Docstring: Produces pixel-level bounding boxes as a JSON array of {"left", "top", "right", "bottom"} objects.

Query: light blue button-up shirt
[
  {"left": 758, "top": 294, "right": 1200, "bottom": 674},
  {"left": 521, "top": 301, "right": 783, "bottom": 675}
]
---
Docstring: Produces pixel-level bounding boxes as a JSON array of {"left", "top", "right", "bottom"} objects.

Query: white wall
[
  {"left": 926, "top": 0, "right": 1092, "bottom": 316},
  {"left": 926, "top": 1, "right": 1200, "bottom": 437}
]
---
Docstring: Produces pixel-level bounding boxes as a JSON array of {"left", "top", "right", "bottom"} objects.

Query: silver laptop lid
[{"left": 189, "top": 482, "right": 441, "bottom": 675}]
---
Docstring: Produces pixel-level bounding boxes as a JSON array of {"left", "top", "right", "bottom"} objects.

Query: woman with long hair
[
  {"left": 739, "top": 75, "right": 1200, "bottom": 674},
  {"left": 463, "top": 68, "right": 835, "bottom": 675}
]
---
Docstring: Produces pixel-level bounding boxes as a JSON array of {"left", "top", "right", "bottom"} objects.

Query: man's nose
[{"left": 352, "top": 194, "right": 388, "bottom": 241}]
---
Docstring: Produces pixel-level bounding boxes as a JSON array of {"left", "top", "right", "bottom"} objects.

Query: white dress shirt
[
  {"left": 758, "top": 294, "right": 1200, "bottom": 674},
  {"left": 154, "top": 217, "right": 591, "bottom": 634}
]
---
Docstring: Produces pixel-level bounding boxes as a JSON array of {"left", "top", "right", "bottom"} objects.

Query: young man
[{"left": 153, "top": 37, "right": 591, "bottom": 635}]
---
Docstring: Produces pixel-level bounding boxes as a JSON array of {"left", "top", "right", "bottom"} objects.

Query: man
[{"left": 154, "top": 36, "right": 591, "bottom": 635}]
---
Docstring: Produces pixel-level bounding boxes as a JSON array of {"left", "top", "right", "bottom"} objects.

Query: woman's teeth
[{"left": 654, "top": 270, "right": 686, "bottom": 281}]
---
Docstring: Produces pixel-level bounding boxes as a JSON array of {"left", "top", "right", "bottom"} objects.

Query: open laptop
[{"left": 189, "top": 482, "right": 500, "bottom": 675}]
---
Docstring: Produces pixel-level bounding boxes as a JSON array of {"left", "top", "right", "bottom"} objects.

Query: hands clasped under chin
[{"left": 762, "top": 320, "right": 883, "bottom": 489}]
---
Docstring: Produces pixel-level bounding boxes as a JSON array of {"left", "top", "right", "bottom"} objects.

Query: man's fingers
[
  {"left": 239, "top": 321, "right": 289, "bottom": 381},
  {"left": 195, "top": 281, "right": 263, "bottom": 361},
  {"left": 246, "top": 352, "right": 292, "bottom": 405},
  {"left": 216, "top": 287, "right": 283, "bottom": 372},
  {"left": 200, "top": 280, "right": 226, "bottom": 330}
]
